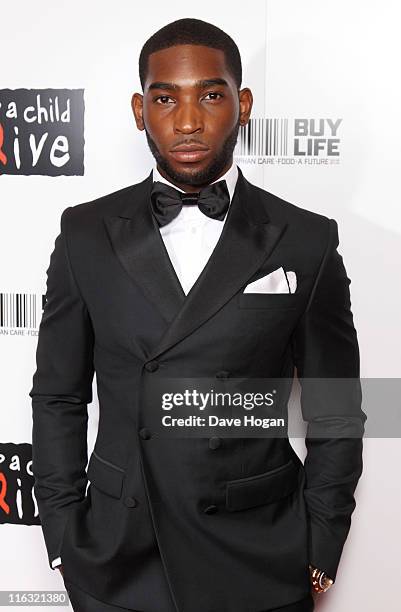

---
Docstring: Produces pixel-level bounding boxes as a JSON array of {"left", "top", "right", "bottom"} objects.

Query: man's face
[{"left": 132, "top": 44, "right": 252, "bottom": 191}]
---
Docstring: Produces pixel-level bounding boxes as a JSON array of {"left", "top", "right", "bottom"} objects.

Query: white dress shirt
[
  {"left": 50, "top": 161, "right": 239, "bottom": 570},
  {"left": 153, "top": 162, "right": 239, "bottom": 295}
]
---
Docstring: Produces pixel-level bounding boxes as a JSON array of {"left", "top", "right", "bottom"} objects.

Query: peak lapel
[
  {"left": 103, "top": 168, "right": 288, "bottom": 362},
  {"left": 103, "top": 171, "right": 186, "bottom": 325},
  {"left": 146, "top": 167, "right": 289, "bottom": 361}
]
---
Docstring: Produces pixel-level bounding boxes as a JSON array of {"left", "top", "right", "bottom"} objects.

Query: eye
[
  {"left": 154, "top": 95, "right": 175, "bottom": 104},
  {"left": 204, "top": 92, "right": 224, "bottom": 101}
]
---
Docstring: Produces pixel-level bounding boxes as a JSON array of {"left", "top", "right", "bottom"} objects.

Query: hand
[
  {"left": 309, "top": 564, "right": 333, "bottom": 593},
  {"left": 58, "top": 565, "right": 64, "bottom": 577}
]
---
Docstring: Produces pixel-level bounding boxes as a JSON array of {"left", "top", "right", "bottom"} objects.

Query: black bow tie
[{"left": 150, "top": 179, "right": 230, "bottom": 227}]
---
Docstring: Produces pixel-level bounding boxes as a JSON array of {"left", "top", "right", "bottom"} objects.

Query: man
[{"left": 29, "top": 17, "right": 366, "bottom": 612}]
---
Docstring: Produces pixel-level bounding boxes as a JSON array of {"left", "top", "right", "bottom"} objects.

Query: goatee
[{"left": 144, "top": 119, "right": 240, "bottom": 188}]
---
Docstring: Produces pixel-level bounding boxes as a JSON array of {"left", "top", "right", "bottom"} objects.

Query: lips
[
  {"left": 170, "top": 144, "right": 210, "bottom": 163},
  {"left": 170, "top": 150, "right": 210, "bottom": 163}
]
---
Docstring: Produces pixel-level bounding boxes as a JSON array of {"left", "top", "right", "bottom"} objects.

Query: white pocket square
[{"left": 243, "top": 267, "right": 297, "bottom": 294}]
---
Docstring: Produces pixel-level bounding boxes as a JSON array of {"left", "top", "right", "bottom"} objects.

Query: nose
[{"left": 174, "top": 101, "right": 203, "bottom": 135}]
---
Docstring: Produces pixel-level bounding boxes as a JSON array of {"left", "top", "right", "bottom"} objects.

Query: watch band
[{"left": 309, "top": 564, "right": 334, "bottom": 593}]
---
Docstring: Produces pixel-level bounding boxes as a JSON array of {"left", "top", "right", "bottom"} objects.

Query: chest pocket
[{"left": 237, "top": 292, "right": 298, "bottom": 310}]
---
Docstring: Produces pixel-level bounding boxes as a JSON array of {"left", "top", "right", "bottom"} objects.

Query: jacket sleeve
[
  {"left": 291, "top": 218, "right": 367, "bottom": 582},
  {"left": 29, "top": 206, "right": 94, "bottom": 570}
]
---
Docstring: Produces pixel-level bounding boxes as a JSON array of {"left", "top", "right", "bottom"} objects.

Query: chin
[
  {"left": 165, "top": 164, "right": 210, "bottom": 185},
  {"left": 174, "top": 163, "right": 207, "bottom": 175}
]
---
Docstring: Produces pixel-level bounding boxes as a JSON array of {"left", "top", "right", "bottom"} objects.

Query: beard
[{"left": 143, "top": 118, "right": 240, "bottom": 188}]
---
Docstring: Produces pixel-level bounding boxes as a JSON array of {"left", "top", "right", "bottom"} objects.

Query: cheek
[
  {"left": 144, "top": 104, "right": 168, "bottom": 128},
  {"left": 145, "top": 115, "right": 172, "bottom": 146},
  {"left": 208, "top": 107, "right": 239, "bottom": 136}
]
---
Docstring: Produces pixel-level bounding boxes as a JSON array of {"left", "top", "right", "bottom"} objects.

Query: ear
[
  {"left": 131, "top": 92, "right": 145, "bottom": 131},
  {"left": 238, "top": 87, "right": 253, "bottom": 126}
]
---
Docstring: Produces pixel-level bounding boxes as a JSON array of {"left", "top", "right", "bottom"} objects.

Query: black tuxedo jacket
[{"left": 29, "top": 167, "right": 366, "bottom": 612}]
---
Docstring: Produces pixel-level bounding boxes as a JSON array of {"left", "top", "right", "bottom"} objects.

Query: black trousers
[{"left": 64, "top": 579, "right": 315, "bottom": 612}]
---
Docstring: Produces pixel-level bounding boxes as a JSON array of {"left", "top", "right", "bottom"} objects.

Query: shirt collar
[{"left": 152, "top": 161, "right": 239, "bottom": 204}]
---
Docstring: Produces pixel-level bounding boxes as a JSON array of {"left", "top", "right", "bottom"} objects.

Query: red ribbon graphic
[
  {"left": 0, "top": 472, "right": 10, "bottom": 515},
  {"left": 0, "top": 122, "right": 8, "bottom": 165}
]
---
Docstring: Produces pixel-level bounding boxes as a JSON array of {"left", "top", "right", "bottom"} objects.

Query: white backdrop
[{"left": 1, "top": 1, "right": 400, "bottom": 610}]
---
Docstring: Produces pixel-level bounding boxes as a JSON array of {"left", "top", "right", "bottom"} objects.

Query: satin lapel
[
  {"left": 103, "top": 168, "right": 288, "bottom": 361},
  {"left": 103, "top": 170, "right": 186, "bottom": 324},
  {"left": 145, "top": 167, "right": 288, "bottom": 361}
]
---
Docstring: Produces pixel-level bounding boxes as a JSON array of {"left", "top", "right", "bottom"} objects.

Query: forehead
[{"left": 145, "top": 44, "right": 233, "bottom": 88}]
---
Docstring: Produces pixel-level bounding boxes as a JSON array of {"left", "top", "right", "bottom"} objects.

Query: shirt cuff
[{"left": 51, "top": 556, "right": 62, "bottom": 569}]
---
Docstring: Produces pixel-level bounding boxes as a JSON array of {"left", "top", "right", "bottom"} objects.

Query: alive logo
[
  {"left": 0, "top": 443, "right": 40, "bottom": 525},
  {"left": 0, "top": 88, "right": 84, "bottom": 176}
]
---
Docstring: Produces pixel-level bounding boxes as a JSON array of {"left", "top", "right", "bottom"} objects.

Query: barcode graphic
[
  {"left": 236, "top": 118, "right": 289, "bottom": 156},
  {"left": 0, "top": 293, "right": 45, "bottom": 328}
]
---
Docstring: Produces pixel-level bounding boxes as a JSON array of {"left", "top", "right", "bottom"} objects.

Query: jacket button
[
  {"left": 139, "top": 427, "right": 152, "bottom": 439},
  {"left": 215, "top": 370, "right": 229, "bottom": 379},
  {"left": 124, "top": 496, "right": 138, "bottom": 508},
  {"left": 144, "top": 360, "right": 159, "bottom": 372},
  {"left": 209, "top": 437, "right": 222, "bottom": 450},
  {"left": 203, "top": 504, "right": 218, "bottom": 514}
]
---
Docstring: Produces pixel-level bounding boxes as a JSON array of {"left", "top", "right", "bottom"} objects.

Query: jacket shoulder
[
  {"left": 70, "top": 184, "right": 135, "bottom": 213},
  {"left": 252, "top": 181, "right": 333, "bottom": 227},
  {"left": 243, "top": 178, "right": 337, "bottom": 259},
  {"left": 62, "top": 173, "right": 151, "bottom": 226}
]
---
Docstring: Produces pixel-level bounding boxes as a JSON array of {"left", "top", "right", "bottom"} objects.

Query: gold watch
[{"left": 308, "top": 564, "right": 334, "bottom": 593}]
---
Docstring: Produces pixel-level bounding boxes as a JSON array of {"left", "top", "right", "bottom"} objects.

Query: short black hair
[{"left": 139, "top": 18, "right": 242, "bottom": 90}]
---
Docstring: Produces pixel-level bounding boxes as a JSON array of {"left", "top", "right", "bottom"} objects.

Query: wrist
[{"left": 309, "top": 564, "right": 334, "bottom": 593}]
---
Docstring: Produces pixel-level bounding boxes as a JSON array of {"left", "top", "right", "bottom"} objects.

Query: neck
[{"left": 156, "top": 158, "right": 233, "bottom": 192}]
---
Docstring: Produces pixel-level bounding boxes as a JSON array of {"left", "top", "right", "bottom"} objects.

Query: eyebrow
[{"left": 148, "top": 78, "right": 230, "bottom": 91}]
